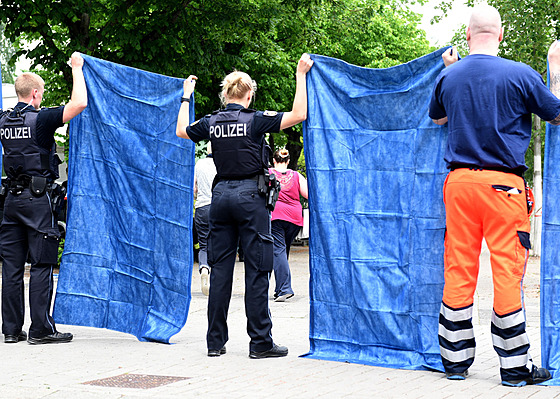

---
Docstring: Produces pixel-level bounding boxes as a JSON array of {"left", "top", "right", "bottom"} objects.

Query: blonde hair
[
  {"left": 219, "top": 71, "right": 257, "bottom": 107},
  {"left": 14, "top": 72, "right": 45, "bottom": 99}
]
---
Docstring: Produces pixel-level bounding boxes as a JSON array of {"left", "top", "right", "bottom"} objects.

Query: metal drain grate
[{"left": 83, "top": 373, "right": 190, "bottom": 389}]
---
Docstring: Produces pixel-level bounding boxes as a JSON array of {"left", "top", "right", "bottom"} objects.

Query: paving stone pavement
[{"left": 1, "top": 244, "right": 559, "bottom": 398}]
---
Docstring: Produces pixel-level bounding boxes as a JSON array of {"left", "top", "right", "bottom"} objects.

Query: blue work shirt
[{"left": 429, "top": 54, "right": 560, "bottom": 172}]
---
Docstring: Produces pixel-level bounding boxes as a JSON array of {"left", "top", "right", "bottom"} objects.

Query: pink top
[{"left": 270, "top": 168, "right": 303, "bottom": 226}]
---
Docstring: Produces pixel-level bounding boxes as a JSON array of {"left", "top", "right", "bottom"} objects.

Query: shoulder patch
[
  {"left": 189, "top": 120, "right": 200, "bottom": 127},
  {"left": 263, "top": 110, "right": 278, "bottom": 117}
]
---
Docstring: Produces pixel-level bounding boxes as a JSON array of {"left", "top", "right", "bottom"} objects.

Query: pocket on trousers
[
  {"left": 29, "top": 229, "right": 60, "bottom": 265},
  {"left": 517, "top": 231, "right": 531, "bottom": 250},
  {"left": 257, "top": 232, "right": 274, "bottom": 272}
]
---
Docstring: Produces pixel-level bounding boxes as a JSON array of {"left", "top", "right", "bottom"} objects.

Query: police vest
[
  {"left": 209, "top": 108, "right": 265, "bottom": 178},
  {"left": 0, "top": 110, "right": 55, "bottom": 180}
]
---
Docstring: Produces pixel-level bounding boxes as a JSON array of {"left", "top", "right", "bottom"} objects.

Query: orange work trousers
[{"left": 442, "top": 169, "right": 530, "bottom": 316}]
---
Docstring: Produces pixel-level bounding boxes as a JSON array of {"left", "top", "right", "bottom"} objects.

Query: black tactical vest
[
  {"left": 209, "top": 107, "right": 265, "bottom": 178},
  {"left": 0, "top": 110, "right": 55, "bottom": 180}
]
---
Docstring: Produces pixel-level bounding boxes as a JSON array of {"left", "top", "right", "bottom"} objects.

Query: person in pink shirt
[{"left": 269, "top": 149, "right": 308, "bottom": 302}]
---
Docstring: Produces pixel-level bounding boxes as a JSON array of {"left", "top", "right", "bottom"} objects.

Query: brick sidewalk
[{"left": 0, "top": 245, "right": 559, "bottom": 398}]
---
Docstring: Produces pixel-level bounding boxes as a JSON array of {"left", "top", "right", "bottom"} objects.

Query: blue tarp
[
  {"left": 302, "top": 49, "right": 449, "bottom": 370},
  {"left": 52, "top": 55, "right": 195, "bottom": 343},
  {"left": 541, "top": 66, "right": 560, "bottom": 385}
]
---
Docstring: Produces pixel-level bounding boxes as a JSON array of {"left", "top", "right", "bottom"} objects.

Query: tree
[
  {"left": 0, "top": 0, "right": 433, "bottom": 170},
  {"left": 0, "top": 23, "right": 18, "bottom": 84},
  {"left": 434, "top": 0, "right": 560, "bottom": 254}
]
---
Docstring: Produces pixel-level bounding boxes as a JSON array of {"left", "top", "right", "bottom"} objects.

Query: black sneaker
[
  {"left": 502, "top": 366, "right": 552, "bottom": 387},
  {"left": 4, "top": 331, "right": 27, "bottom": 343},
  {"left": 446, "top": 370, "right": 468, "bottom": 380},
  {"left": 207, "top": 346, "right": 226, "bottom": 357},
  {"left": 249, "top": 343, "right": 288, "bottom": 359},
  {"left": 27, "top": 332, "right": 73, "bottom": 345}
]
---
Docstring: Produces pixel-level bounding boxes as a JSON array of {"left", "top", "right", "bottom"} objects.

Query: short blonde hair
[
  {"left": 219, "top": 71, "right": 257, "bottom": 107},
  {"left": 14, "top": 72, "right": 45, "bottom": 99}
]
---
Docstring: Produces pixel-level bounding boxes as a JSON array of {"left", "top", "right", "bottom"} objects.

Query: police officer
[
  {"left": 176, "top": 53, "right": 314, "bottom": 358},
  {"left": 1, "top": 52, "right": 87, "bottom": 344}
]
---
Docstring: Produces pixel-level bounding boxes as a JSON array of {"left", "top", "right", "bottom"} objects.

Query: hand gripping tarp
[
  {"left": 541, "top": 66, "right": 560, "bottom": 385},
  {"left": 301, "top": 49, "right": 449, "bottom": 370},
  {"left": 52, "top": 55, "right": 195, "bottom": 343}
]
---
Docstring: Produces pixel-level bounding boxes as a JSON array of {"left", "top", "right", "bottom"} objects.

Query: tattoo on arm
[
  {"left": 551, "top": 71, "right": 560, "bottom": 97},
  {"left": 550, "top": 72, "right": 560, "bottom": 125}
]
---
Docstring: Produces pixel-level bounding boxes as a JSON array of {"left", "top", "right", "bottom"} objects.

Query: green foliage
[
  {"left": 0, "top": 23, "right": 18, "bottom": 84},
  {"left": 0, "top": 0, "right": 434, "bottom": 168},
  {"left": 57, "top": 237, "right": 64, "bottom": 267}
]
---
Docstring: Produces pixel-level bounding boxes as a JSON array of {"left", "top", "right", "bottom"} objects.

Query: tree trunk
[
  {"left": 284, "top": 126, "right": 303, "bottom": 172},
  {"left": 267, "top": 133, "right": 275, "bottom": 166},
  {"left": 531, "top": 115, "right": 543, "bottom": 256}
]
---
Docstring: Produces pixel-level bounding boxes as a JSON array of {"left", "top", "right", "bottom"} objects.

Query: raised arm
[
  {"left": 430, "top": 48, "right": 457, "bottom": 126},
  {"left": 280, "top": 54, "right": 314, "bottom": 130},
  {"left": 62, "top": 52, "right": 88, "bottom": 123},
  {"left": 298, "top": 172, "right": 308, "bottom": 199},
  {"left": 548, "top": 41, "right": 560, "bottom": 125},
  {"left": 176, "top": 75, "right": 198, "bottom": 139}
]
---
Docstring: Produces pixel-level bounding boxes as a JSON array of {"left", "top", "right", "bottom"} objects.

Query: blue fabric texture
[
  {"left": 302, "top": 49, "right": 449, "bottom": 370},
  {"left": 541, "top": 66, "right": 560, "bottom": 385},
  {"left": 52, "top": 55, "right": 195, "bottom": 343}
]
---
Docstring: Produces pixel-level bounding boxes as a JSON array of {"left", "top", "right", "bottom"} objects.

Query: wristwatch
[{"left": 181, "top": 97, "right": 190, "bottom": 103}]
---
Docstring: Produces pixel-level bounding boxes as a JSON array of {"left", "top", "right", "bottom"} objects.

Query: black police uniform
[
  {"left": 0, "top": 102, "right": 64, "bottom": 339},
  {"left": 187, "top": 103, "right": 283, "bottom": 353}
]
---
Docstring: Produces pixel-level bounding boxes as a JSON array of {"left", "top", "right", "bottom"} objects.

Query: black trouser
[
  {"left": 194, "top": 204, "right": 211, "bottom": 270},
  {"left": 271, "top": 220, "right": 301, "bottom": 297},
  {"left": 206, "top": 179, "right": 274, "bottom": 352},
  {"left": 1, "top": 189, "right": 60, "bottom": 338}
]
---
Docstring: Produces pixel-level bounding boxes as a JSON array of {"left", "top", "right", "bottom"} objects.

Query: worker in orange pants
[
  {"left": 439, "top": 168, "right": 531, "bottom": 382},
  {"left": 429, "top": 5, "right": 560, "bottom": 386}
]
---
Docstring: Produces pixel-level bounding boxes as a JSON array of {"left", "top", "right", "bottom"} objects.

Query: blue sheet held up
[
  {"left": 541, "top": 66, "right": 560, "bottom": 385},
  {"left": 302, "top": 49, "right": 449, "bottom": 370},
  {"left": 52, "top": 55, "right": 195, "bottom": 343}
]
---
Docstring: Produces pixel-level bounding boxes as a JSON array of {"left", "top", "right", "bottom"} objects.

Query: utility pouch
[
  {"left": 257, "top": 173, "right": 267, "bottom": 196},
  {"left": 30, "top": 176, "right": 47, "bottom": 197}
]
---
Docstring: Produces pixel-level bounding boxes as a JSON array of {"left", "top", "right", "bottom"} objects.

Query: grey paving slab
[{"left": 1, "top": 244, "right": 559, "bottom": 398}]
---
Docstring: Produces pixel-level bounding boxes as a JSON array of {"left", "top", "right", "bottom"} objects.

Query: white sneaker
[
  {"left": 274, "top": 293, "right": 294, "bottom": 302},
  {"left": 201, "top": 267, "right": 210, "bottom": 296}
]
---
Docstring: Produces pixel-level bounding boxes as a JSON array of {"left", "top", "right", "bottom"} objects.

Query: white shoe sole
[{"left": 201, "top": 269, "right": 210, "bottom": 296}]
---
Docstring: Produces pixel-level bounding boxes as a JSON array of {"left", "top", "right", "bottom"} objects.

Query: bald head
[
  {"left": 469, "top": 5, "right": 502, "bottom": 37},
  {"left": 467, "top": 5, "right": 503, "bottom": 55}
]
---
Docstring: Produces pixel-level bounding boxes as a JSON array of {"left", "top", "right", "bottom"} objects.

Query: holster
[
  {"left": 48, "top": 182, "right": 66, "bottom": 216},
  {"left": 266, "top": 173, "right": 281, "bottom": 211}
]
